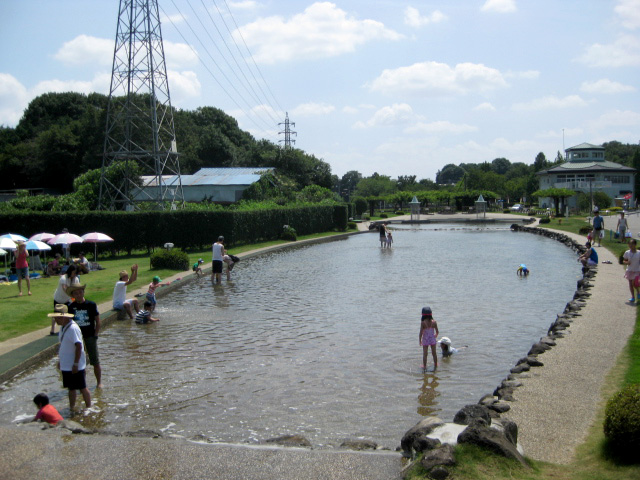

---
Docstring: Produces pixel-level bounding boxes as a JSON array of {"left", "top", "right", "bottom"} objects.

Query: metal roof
[
  {"left": 538, "top": 160, "right": 635, "bottom": 175},
  {"left": 565, "top": 142, "right": 604, "bottom": 151},
  {"left": 140, "top": 167, "right": 274, "bottom": 187}
]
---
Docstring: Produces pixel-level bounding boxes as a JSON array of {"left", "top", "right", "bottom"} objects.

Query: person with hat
[
  {"left": 68, "top": 284, "right": 102, "bottom": 388},
  {"left": 48, "top": 304, "right": 91, "bottom": 410},
  {"left": 112, "top": 264, "right": 139, "bottom": 319},
  {"left": 438, "top": 337, "right": 465, "bottom": 357},
  {"left": 13, "top": 240, "right": 31, "bottom": 296},
  {"left": 418, "top": 306, "right": 439, "bottom": 371},
  {"left": 50, "top": 264, "right": 80, "bottom": 335},
  {"left": 192, "top": 258, "right": 204, "bottom": 277},
  {"left": 146, "top": 275, "right": 162, "bottom": 312}
]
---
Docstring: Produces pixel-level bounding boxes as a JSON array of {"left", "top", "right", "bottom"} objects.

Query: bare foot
[
  {"left": 97, "top": 383, "right": 103, "bottom": 389},
  {"left": 28, "top": 291, "right": 32, "bottom": 296},
  {"left": 18, "top": 292, "right": 22, "bottom": 297}
]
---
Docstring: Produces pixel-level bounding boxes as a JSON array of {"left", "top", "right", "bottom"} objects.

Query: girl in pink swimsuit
[{"left": 419, "top": 306, "right": 439, "bottom": 371}]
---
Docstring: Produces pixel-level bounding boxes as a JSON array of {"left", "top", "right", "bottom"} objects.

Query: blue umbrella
[{"left": 0, "top": 233, "right": 27, "bottom": 242}]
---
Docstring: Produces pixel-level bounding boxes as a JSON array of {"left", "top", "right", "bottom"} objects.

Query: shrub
[
  {"left": 579, "top": 226, "right": 593, "bottom": 235},
  {"left": 603, "top": 384, "right": 640, "bottom": 456},
  {"left": 609, "top": 207, "right": 623, "bottom": 213},
  {"left": 347, "top": 221, "right": 357, "bottom": 230},
  {"left": 539, "top": 217, "right": 551, "bottom": 224},
  {"left": 379, "top": 213, "right": 388, "bottom": 218},
  {"left": 503, "top": 209, "right": 510, "bottom": 214},
  {"left": 395, "top": 211, "right": 405, "bottom": 215},
  {"left": 280, "top": 225, "right": 297, "bottom": 241},
  {"left": 150, "top": 248, "right": 189, "bottom": 271}
]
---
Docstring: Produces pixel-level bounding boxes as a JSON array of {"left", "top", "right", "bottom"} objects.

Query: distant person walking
[
  {"left": 14, "top": 241, "right": 31, "bottom": 296},
  {"left": 623, "top": 239, "right": 640, "bottom": 303},
  {"left": 617, "top": 212, "right": 629, "bottom": 243},
  {"left": 419, "top": 306, "right": 439, "bottom": 371},
  {"left": 592, "top": 208, "right": 604, "bottom": 247}
]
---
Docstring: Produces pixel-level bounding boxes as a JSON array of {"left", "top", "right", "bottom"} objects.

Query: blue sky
[{"left": 1, "top": 0, "right": 639, "bottom": 181}]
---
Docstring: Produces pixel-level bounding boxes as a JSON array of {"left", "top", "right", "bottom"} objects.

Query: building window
[{"left": 604, "top": 175, "right": 630, "bottom": 184}]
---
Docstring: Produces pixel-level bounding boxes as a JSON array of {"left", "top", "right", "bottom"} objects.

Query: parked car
[{"left": 510, "top": 204, "right": 524, "bottom": 212}]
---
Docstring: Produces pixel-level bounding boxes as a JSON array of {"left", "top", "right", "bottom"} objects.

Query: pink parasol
[
  {"left": 81, "top": 232, "right": 114, "bottom": 261},
  {"left": 47, "top": 233, "right": 84, "bottom": 245},
  {"left": 29, "top": 232, "right": 55, "bottom": 242}
]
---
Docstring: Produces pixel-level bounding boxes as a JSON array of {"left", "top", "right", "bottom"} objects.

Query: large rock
[
  {"left": 420, "top": 444, "right": 456, "bottom": 471},
  {"left": 57, "top": 420, "right": 95, "bottom": 434},
  {"left": 457, "top": 425, "right": 527, "bottom": 466},
  {"left": 401, "top": 416, "right": 444, "bottom": 456},
  {"left": 453, "top": 404, "right": 491, "bottom": 426}
]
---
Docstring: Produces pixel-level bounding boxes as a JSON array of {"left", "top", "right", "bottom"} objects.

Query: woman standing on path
[
  {"left": 623, "top": 238, "right": 640, "bottom": 302},
  {"left": 617, "top": 212, "right": 629, "bottom": 243},
  {"left": 51, "top": 265, "right": 80, "bottom": 335}
]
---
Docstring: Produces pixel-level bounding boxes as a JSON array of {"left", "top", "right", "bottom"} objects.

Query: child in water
[
  {"left": 146, "top": 276, "right": 162, "bottom": 311},
  {"left": 419, "top": 306, "right": 439, "bottom": 371},
  {"left": 135, "top": 301, "right": 160, "bottom": 324},
  {"left": 516, "top": 264, "right": 529, "bottom": 276},
  {"left": 32, "top": 393, "right": 63, "bottom": 425},
  {"left": 386, "top": 230, "right": 393, "bottom": 248}
]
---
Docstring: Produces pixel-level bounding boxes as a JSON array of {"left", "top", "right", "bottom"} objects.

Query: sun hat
[
  {"left": 47, "top": 304, "right": 74, "bottom": 318},
  {"left": 119, "top": 270, "right": 128, "bottom": 280},
  {"left": 152, "top": 276, "right": 162, "bottom": 283},
  {"left": 218, "top": 236, "right": 224, "bottom": 242},
  {"left": 439, "top": 337, "right": 452, "bottom": 346},
  {"left": 198, "top": 258, "right": 203, "bottom": 263},
  {"left": 67, "top": 284, "right": 86, "bottom": 296},
  {"left": 422, "top": 306, "right": 432, "bottom": 315}
]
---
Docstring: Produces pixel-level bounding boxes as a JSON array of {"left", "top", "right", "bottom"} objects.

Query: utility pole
[
  {"left": 99, "top": 0, "right": 184, "bottom": 210},
  {"left": 278, "top": 112, "right": 297, "bottom": 149}
]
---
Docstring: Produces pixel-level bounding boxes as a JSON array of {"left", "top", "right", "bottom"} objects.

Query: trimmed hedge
[
  {"left": 0, "top": 204, "right": 348, "bottom": 253},
  {"left": 603, "top": 383, "right": 640, "bottom": 456},
  {"left": 150, "top": 248, "right": 190, "bottom": 271}
]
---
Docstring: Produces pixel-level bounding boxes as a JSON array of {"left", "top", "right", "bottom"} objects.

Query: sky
[{"left": 1, "top": 0, "right": 639, "bottom": 182}]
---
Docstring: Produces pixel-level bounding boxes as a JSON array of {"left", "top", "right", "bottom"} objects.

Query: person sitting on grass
[
  {"left": 32, "top": 393, "right": 63, "bottom": 425},
  {"left": 135, "top": 301, "right": 160, "bottom": 324}
]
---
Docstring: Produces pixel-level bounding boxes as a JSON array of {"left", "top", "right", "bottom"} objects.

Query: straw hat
[
  {"left": 67, "top": 284, "right": 86, "bottom": 296},
  {"left": 47, "top": 304, "right": 74, "bottom": 318}
]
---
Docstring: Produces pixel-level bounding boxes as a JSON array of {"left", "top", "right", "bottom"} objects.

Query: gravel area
[{"left": 505, "top": 227, "right": 636, "bottom": 464}]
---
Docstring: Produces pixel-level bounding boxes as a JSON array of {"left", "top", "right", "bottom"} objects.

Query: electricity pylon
[
  {"left": 99, "top": 0, "right": 184, "bottom": 210},
  {"left": 278, "top": 112, "right": 297, "bottom": 149}
]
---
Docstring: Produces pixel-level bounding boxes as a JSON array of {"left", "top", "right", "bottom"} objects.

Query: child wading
[{"left": 419, "top": 306, "right": 439, "bottom": 371}]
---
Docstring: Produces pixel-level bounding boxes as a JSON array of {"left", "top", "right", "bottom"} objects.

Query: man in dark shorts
[
  {"left": 379, "top": 223, "right": 387, "bottom": 248},
  {"left": 68, "top": 284, "right": 102, "bottom": 388},
  {"left": 49, "top": 304, "right": 91, "bottom": 410},
  {"left": 211, "top": 236, "right": 225, "bottom": 283}
]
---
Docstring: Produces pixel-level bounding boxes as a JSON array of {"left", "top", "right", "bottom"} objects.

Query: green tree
[
  {"left": 436, "top": 164, "right": 464, "bottom": 184},
  {"left": 533, "top": 152, "right": 549, "bottom": 172},
  {"left": 491, "top": 157, "right": 511, "bottom": 175},
  {"left": 532, "top": 187, "right": 575, "bottom": 216},
  {"left": 396, "top": 175, "right": 417, "bottom": 191},
  {"left": 354, "top": 173, "right": 396, "bottom": 197}
]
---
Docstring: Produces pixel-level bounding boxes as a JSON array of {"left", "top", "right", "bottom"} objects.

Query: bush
[
  {"left": 379, "top": 213, "right": 388, "bottom": 218},
  {"left": 503, "top": 209, "right": 510, "bottom": 214},
  {"left": 539, "top": 217, "right": 551, "bottom": 224},
  {"left": 579, "top": 226, "right": 593, "bottom": 235},
  {"left": 347, "top": 221, "right": 357, "bottom": 230},
  {"left": 150, "top": 248, "right": 189, "bottom": 271},
  {"left": 280, "top": 225, "right": 297, "bottom": 241},
  {"left": 395, "top": 211, "right": 405, "bottom": 215},
  {"left": 604, "top": 384, "right": 640, "bottom": 455},
  {"left": 609, "top": 206, "right": 623, "bottom": 213}
]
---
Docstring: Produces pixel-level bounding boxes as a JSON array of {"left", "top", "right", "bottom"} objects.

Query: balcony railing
[{"left": 553, "top": 180, "right": 612, "bottom": 190}]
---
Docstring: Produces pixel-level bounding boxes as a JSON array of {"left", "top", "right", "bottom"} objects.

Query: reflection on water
[{"left": 0, "top": 226, "right": 581, "bottom": 448}]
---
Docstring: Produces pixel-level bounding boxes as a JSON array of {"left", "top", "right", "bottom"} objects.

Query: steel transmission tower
[
  {"left": 99, "top": 0, "right": 184, "bottom": 210},
  {"left": 278, "top": 112, "right": 297, "bottom": 149}
]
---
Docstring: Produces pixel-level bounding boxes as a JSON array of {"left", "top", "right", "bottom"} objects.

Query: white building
[
  {"left": 537, "top": 143, "right": 636, "bottom": 209},
  {"left": 135, "top": 167, "right": 274, "bottom": 204}
]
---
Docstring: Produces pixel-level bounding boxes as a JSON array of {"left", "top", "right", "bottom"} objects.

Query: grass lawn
[
  {"left": 405, "top": 214, "right": 640, "bottom": 480},
  {"left": 0, "top": 231, "right": 347, "bottom": 342}
]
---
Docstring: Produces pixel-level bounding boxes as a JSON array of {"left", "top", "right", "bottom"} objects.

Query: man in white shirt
[
  {"left": 112, "top": 264, "right": 139, "bottom": 319},
  {"left": 49, "top": 304, "right": 92, "bottom": 410}
]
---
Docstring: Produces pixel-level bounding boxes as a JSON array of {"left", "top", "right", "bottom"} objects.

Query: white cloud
[
  {"left": 291, "top": 102, "right": 335, "bottom": 117},
  {"left": 53, "top": 35, "right": 113, "bottom": 67},
  {"left": 161, "top": 13, "right": 186, "bottom": 25},
  {"left": 403, "top": 7, "right": 446, "bottom": 28},
  {"left": 353, "top": 103, "right": 418, "bottom": 128},
  {"left": 164, "top": 41, "right": 199, "bottom": 69},
  {"left": 615, "top": 0, "right": 640, "bottom": 30},
  {"left": 580, "top": 79, "right": 636, "bottom": 94},
  {"left": 368, "top": 61, "right": 508, "bottom": 96},
  {"left": 167, "top": 70, "right": 201, "bottom": 105},
  {"left": 0, "top": 73, "right": 29, "bottom": 126},
  {"left": 591, "top": 109, "right": 640, "bottom": 128},
  {"left": 32, "top": 73, "right": 111, "bottom": 97},
  {"left": 342, "top": 105, "right": 358, "bottom": 114},
  {"left": 473, "top": 102, "right": 496, "bottom": 112},
  {"left": 235, "top": 2, "right": 403, "bottom": 64},
  {"left": 576, "top": 34, "right": 640, "bottom": 67},
  {"left": 405, "top": 120, "right": 477, "bottom": 135},
  {"left": 512, "top": 95, "right": 588, "bottom": 111},
  {"left": 480, "top": 0, "right": 517, "bottom": 13}
]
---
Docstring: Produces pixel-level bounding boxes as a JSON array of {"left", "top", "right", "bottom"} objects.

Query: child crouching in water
[
  {"left": 419, "top": 306, "right": 438, "bottom": 371},
  {"left": 135, "top": 301, "right": 160, "bottom": 324},
  {"left": 33, "top": 393, "right": 63, "bottom": 425}
]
